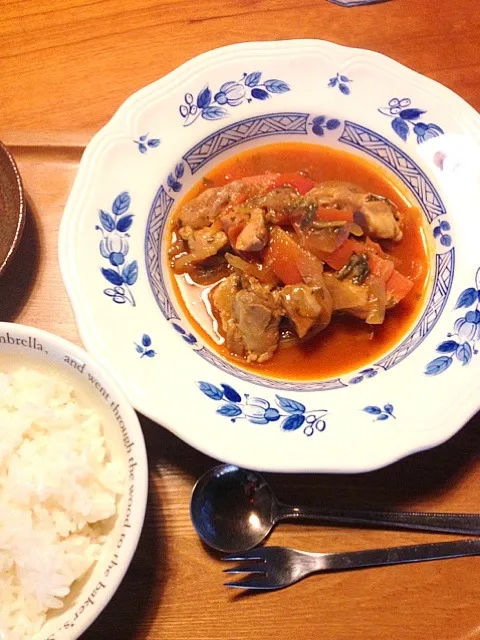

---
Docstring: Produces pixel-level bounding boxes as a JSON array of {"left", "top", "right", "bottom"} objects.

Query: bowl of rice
[{"left": 0, "top": 322, "right": 148, "bottom": 640}]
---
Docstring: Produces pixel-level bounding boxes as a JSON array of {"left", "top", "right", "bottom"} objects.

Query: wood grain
[{"left": 1, "top": 1, "right": 480, "bottom": 638}]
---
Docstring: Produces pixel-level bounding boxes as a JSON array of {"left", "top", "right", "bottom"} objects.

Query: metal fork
[{"left": 223, "top": 539, "right": 480, "bottom": 590}]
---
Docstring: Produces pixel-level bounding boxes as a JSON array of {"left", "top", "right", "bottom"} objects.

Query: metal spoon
[{"left": 190, "top": 464, "right": 480, "bottom": 553}]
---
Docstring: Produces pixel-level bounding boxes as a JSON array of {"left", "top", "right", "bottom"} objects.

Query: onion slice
[
  {"left": 225, "top": 253, "right": 278, "bottom": 285},
  {"left": 365, "top": 276, "right": 387, "bottom": 325}
]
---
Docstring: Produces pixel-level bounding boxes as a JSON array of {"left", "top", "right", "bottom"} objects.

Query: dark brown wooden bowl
[{"left": 0, "top": 141, "right": 26, "bottom": 276}]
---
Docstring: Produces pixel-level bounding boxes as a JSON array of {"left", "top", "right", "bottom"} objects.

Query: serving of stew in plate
[{"left": 168, "top": 143, "right": 430, "bottom": 381}]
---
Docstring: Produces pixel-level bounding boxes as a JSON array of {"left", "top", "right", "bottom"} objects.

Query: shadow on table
[
  {"left": 0, "top": 196, "right": 40, "bottom": 321},
  {"left": 141, "top": 407, "right": 480, "bottom": 510},
  {"left": 81, "top": 481, "right": 166, "bottom": 640}
]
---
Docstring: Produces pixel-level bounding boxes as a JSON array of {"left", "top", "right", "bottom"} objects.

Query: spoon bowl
[{"left": 190, "top": 465, "right": 277, "bottom": 553}]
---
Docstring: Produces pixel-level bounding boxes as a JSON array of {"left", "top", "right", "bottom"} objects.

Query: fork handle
[
  {"left": 277, "top": 504, "right": 480, "bottom": 535},
  {"left": 319, "top": 538, "right": 480, "bottom": 572}
]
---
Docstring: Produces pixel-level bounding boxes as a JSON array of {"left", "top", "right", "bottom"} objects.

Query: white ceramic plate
[{"left": 60, "top": 40, "right": 480, "bottom": 473}]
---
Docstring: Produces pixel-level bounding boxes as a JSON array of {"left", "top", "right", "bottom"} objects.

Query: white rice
[{"left": 0, "top": 367, "right": 124, "bottom": 639}]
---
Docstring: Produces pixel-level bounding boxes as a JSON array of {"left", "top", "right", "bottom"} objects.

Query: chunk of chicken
[
  {"left": 357, "top": 195, "right": 403, "bottom": 242},
  {"left": 307, "top": 181, "right": 366, "bottom": 210},
  {"left": 233, "top": 288, "right": 281, "bottom": 362},
  {"left": 306, "top": 181, "right": 403, "bottom": 241},
  {"left": 176, "top": 226, "right": 228, "bottom": 268},
  {"left": 280, "top": 283, "right": 332, "bottom": 338},
  {"left": 177, "top": 177, "right": 275, "bottom": 230},
  {"left": 256, "top": 187, "right": 300, "bottom": 225},
  {"left": 211, "top": 274, "right": 239, "bottom": 333},
  {"left": 210, "top": 274, "right": 246, "bottom": 357},
  {"left": 210, "top": 274, "right": 282, "bottom": 362},
  {"left": 235, "top": 208, "right": 269, "bottom": 252},
  {"left": 220, "top": 210, "right": 249, "bottom": 245}
]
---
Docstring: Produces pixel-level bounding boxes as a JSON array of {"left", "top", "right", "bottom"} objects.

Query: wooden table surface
[{"left": 1, "top": 1, "right": 480, "bottom": 639}]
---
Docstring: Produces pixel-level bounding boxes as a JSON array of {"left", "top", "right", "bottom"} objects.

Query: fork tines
[
  {"left": 223, "top": 564, "right": 266, "bottom": 575},
  {"left": 222, "top": 549, "right": 265, "bottom": 562},
  {"left": 223, "top": 575, "right": 270, "bottom": 589},
  {"left": 222, "top": 550, "right": 269, "bottom": 588}
]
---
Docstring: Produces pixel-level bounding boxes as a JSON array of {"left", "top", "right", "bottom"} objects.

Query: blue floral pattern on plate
[
  {"left": 363, "top": 404, "right": 396, "bottom": 421},
  {"left": 198, "top": 382, "right": 327, "bottom": 437},
  {"left": 172, "top": 322, "right": 197, "bottom": 345},
  {"left": 179, "top": 72, "right": 290, "bottom": 126},
  {"left": 348, "top": 366, "right": 385, "bottom": 385},
  {"left": 96, "top": 192, "right": 138, "bottom": 306},
  {"left": 378, "top": 98, "right": 444, "bottom": 143},
  {"left": 311, "top": 115, "right": 342, "bottom": 137},
  {"left": 425, "top": 269, "right": 480, "bottom": 375},
  {"left": 433, "top": 220, "right": 452, "bottom": 248},
  {"left": 135, "top": 334, "right": 156, "bottom": 358},
  {"left": 328, "top": 73, "right": 353, "bottom": 95},
  {"left": 167, "top": 163, "right": 184, "bottom": 193},
  {"left": 134, "top": 133, "right": 161, "bottom": 154}
]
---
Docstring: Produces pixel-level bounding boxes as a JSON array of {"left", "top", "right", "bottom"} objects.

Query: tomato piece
[
  {"left": 272, "top": 173, "right": 315, "bottom": 195},
  {"left": 265, "top": 227, "right": 324, "bottom": 285},
  {"left": 322, "top": 239, "right": 356, "bottom": 270},
  {"left": 265, "top": 229, "right": 302, "bottom": 284},
  {"left": 265, "top": 227, "right": 302, "bottom": 284},
  {"left": 367, "top": 252, "right": 395, "bottom": 282},
  {"left": 386, "top": 269, "right": 414, "bottom": 303},
  {"left": 324, "top": 238, "right": 395, "bottom": 279},
  {"left": 316, "top": 207, "right": 354, "bottom": 223},
  {"left": 323, "top": 237, "right": 396, "bottom": 281}
]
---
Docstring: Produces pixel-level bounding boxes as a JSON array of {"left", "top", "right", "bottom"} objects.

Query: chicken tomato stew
[{"left": 168, "top": 143, "right": 430, "bottom": 381}]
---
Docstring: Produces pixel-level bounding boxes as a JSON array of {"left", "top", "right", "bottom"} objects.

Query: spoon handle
[{"left": 277, "top": 504, "right": 480, "bottom": 535}]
